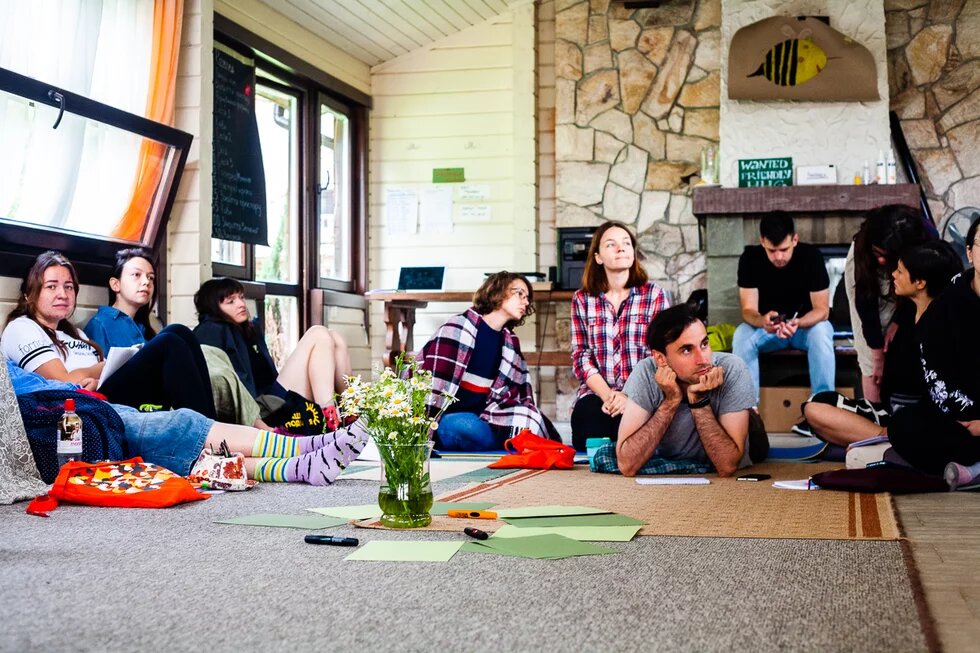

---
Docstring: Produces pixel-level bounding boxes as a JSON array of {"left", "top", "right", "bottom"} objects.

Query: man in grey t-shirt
[{"left": 618, "top": 304, "right": 758, "bottom": 476}]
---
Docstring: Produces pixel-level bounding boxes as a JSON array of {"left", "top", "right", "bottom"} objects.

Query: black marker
[
  {"left": 464, "top": 527, "right": 489, "bottom": 540},
  {"left": 304, "top": 534, "right": 359, "bottom": 547}
]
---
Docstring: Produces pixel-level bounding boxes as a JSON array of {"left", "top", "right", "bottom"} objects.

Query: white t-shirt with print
[{"left": 1, "top": 316, "right": 100, "bottom": 373}]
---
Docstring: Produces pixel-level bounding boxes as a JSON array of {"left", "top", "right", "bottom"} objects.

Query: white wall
[
  {"left": 368, "top": 4, "right": 539, "bottom": 357},
  {"left": 719, "top": 0, "right": 890, "bottom": 186}
]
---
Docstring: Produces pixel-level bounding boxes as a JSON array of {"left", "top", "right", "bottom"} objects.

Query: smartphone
[{"left": 737, "top": 473, "right": 771, "bottom": 481}]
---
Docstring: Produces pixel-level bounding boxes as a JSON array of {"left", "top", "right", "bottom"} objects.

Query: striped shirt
[{"left": 570, "top": 281, "right": 670, "bottom": 400}]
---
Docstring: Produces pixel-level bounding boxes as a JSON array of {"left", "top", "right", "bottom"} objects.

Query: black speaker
[{"left": 557, "top": 227, "right": 597, "bottom": 290}]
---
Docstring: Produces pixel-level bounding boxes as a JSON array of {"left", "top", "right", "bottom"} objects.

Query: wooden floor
[{"left": 895, "top": 492, "right": 980, "bottom": 652}]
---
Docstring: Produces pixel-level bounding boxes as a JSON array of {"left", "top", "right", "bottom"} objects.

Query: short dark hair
[
  {"left": 901, "top": 241, "right": 963, "bottom": 298},
  {"left": 110, "top": 247, "right": 158, "bottom": 340},
  {"left": 646, "top": 303, "right": 702, "bottom": 353},
  {"left": 759, "top": 211, "right": 795, "bottom": 244},
  {"left": 967, "top": 212, "right": 980, "bottom": 250},
  {"left": 472, "top": 271, "right": 534, "bottom": 329}
]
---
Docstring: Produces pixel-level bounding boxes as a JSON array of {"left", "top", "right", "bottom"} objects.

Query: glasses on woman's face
[{"left": 509, "top": 287, "right": 529, "bottom": 300}]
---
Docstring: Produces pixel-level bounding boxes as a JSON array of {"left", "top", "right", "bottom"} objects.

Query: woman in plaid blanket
[
  {"left": 570, "top": 221, "right": 670, "bottom": 451},
  {"left": 417, "top": 272, "right": 548, "bottom": 451}
]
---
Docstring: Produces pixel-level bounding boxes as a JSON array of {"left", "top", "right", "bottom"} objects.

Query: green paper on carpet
[
  {"left": 462, "top": 534, "right": 619, "bottom": 559},
  {"left": 503, "top": 513, "right": 645, "bottom": 528},
  {"left": 216, "top": 513, "right": 346, "bottom": 529},
  {"left": 345, "top": 541, "right": 463, "bottom": 562},
  {"left": 491, "top": 524, "right": 641, "bottom": 541}
]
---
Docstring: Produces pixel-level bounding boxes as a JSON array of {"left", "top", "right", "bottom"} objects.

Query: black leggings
[
  {"left": 888, "top": 401, "right": 980, "bottom": 475},
  {"left": 571, "top": 394, "right": 621, "bottom": 451},
  {"left": 99, "top": 324, "right": 216, "bottom": 418}
]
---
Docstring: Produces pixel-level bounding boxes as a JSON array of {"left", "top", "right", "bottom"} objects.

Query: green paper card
[
  {"left": 345, "top": 541, "right": 463, "bottom": 562},
  {"left": 463, "top": 534, "right": 618, "bottom": 559},
  {"left": 430, "top": 501, "right": 496, "bottom": 516},
  {"left": 216, "top": 514, "right": 346, "bottom": 529},
  {"left": 502, "top": 513, "right": 645, "bottom": 528},
  {"left": 306, "top": 504, "right": 383, "bottom": 520},
  {"left": 494, "top": 505, "right": 609, "bottom": 519},
  {"left": 491, "top": 524, "right": 641, "bottom": 542}
]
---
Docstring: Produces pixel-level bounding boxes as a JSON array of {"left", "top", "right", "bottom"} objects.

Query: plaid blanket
[
  {"left": 590, "top": 442, "right": 713, "bottom": 475},
  {"left": 417, "top": 308, "right": 547, "bottom": 436}
]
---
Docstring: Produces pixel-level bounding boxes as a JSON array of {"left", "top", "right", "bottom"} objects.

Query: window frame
[
  {"left": 0, "top": 66, "right": 192, "bottom": 308},
  {"left": 213, "top": 16, "right": 370, "bottom": 334}
]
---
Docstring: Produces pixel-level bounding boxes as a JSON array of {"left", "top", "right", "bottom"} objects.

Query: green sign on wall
[
  {"left": 738, "top": 157, "right": 793, "bottom": 187},
  {"left": 432, "top": 167, "right": 465, "bottom": 183}
]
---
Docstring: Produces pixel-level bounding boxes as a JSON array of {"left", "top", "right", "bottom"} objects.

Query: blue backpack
[{"left": 17, "top": 391, "right": 126, "bottom": 483}]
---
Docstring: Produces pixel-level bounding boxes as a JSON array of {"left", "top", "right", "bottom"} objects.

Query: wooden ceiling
[{"left": 258, "top": 0, "right": 524, "bottom": 67}]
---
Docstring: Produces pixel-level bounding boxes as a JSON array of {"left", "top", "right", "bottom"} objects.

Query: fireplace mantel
[
  {"left": 692, "top": 184, "right": 921, "bottom": 325},
  {"left": 693, "top": 184, "right": 920, "bottom": 216}
]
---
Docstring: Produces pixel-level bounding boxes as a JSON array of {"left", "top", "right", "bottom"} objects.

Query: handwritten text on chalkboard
[{"left": 212, "top": 46, "right": 268, "bottom": 245}]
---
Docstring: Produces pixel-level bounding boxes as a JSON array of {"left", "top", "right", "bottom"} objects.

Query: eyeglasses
[{"left": 509, "top": 288, "right": 529, "bottom": 300}]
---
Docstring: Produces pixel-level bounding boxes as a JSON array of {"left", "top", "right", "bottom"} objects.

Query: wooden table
[{"left": 365, "top": 289, "right": 574, "bottom": 366}]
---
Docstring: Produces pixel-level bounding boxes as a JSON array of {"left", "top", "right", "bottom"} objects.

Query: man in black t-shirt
[{"left": 733, "top": 212, "right": 835, "bottom": 404}]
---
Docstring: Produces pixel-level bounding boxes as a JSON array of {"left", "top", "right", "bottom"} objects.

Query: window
[
  {"left": 213, "top": 16, "right": 369, "bottom": 359},
  {"left": 0, "top": 66, "right": 191, "bottom": 271}
]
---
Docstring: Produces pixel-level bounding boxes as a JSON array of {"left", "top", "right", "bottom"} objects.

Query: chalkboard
[{"left": 212, "top": 45, "right": 268, "bottom": 246}]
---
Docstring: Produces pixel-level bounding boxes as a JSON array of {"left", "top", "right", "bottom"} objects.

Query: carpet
[
  {"left": 356, "top": 462, "right": 900, "bottom": 540},
  {"left": 0, "top": 479, "right": 935, "bottom": 652}
]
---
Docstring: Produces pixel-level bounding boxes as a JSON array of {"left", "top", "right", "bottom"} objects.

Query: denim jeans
[
  {"left": 436, "top": 412, "right": 505, "bottom": 451},
  {"left": 732, "top": 320, "right": 836, "bottom": 404}
]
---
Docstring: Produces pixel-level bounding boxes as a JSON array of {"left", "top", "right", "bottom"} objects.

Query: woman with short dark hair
[
  {"left": 417, "top": 271, "right": 548, "bottom": 451},
  {"left": 192, "top": 277, "right": 351, "bottom": 435},
  {"left": 569, "top": 221, "right": 670, "bottom": 451}
]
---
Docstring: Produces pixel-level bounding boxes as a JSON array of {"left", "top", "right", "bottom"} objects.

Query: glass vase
[{"left": 375, "top": 441, "right": 434, "bottom": 528}]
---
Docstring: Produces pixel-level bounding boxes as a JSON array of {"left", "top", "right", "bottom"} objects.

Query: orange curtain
[{"left": 111, "top": 0, "right": 184, "bottom": 241}]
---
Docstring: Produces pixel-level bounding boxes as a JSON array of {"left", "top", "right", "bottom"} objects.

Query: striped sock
[
  {"left": 252, "top": 421, "right": 371, "bottom": 485},
  {"left": 250, "top": 431, "right": 301, "bottom": 458}
]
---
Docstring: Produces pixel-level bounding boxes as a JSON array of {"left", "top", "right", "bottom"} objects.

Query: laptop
[{"left": 397, "top": 266, "right": 445, "bottom": 291}]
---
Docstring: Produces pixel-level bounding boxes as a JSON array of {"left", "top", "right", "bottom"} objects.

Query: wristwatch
[{"left": 689, "top": 395, "right": 711, "bottom": 409}]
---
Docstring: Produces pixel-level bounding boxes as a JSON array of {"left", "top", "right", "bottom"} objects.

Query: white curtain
[{"left": 0, "top": 0, "right": 154, "bottom": 238}]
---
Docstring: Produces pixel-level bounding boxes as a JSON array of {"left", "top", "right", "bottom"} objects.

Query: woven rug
[{"left": 354, "top": 462, "right": 901, "bottom": 540}]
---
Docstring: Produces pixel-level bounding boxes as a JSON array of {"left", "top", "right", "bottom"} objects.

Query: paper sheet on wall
[
  {"left": 458, "top": 184, "right": 490, "bottom": 201},
  {"left": 385, "top": 188, "right": 418, "bottom": 235},
  {"left": 97, "top": 345, "right": 141, "bottom": 389},
  {"left": 460, "top": 205, "right": 491, "bottom": 221},
  {"left": 419, "top": 186, "right": 453, "bottom": 234}
]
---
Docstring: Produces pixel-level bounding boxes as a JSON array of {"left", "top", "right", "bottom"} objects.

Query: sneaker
[
  {"left": 944, "top": 461, "right": 980, "bottom": 491},
  {"left": 791, "top": 420, "right": 815, "bottom": 437}
]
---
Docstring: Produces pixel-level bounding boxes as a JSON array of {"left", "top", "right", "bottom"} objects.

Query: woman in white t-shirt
[{"left": 1, "top": 251, "right": 216, "bottom": 417}]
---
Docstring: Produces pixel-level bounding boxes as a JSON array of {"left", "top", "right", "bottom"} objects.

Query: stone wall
[
  {"left": 886, "top": 0, "right": 980, "bottom": 223},
  {"left": 554, "top": 0, "right": 721, "bottom": 303}
]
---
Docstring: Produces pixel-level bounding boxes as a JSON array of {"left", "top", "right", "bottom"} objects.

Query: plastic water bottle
[{"left": 56, "top": 398, "right": 83, "bottom": 468}]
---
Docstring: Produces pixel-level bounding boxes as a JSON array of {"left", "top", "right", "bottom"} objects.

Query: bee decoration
[{"left": 748, "top": 26, "right": 830, "bottom": 87}]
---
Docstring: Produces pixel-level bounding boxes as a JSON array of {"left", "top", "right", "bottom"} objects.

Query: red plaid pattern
[
  {"left": 417, "top": 308, "right": 547, "bottom": 437},
  {"left": 571, "top": 282, "right": 670, "bottom": 400}
]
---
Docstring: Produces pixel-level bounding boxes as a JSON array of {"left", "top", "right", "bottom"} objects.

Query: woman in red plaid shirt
[{"left": 570, "top": 221, "right": 670, "bottom": 451}]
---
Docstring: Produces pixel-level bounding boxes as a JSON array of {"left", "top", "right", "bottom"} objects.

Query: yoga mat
[{"left": 355, "top": 464, "right": 901, "bottom": 540}]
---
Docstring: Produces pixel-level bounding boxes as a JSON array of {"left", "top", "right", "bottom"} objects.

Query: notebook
[{"left": 397, "top": 266, "right": 445, "bottom": 291}]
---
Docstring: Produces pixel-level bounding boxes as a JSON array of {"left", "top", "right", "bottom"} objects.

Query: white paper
[
  {"left": 635, "top": 477, "right": 710, "bottom": 485},
  {"left": 419, "top": 186, "right": 453, "bottom": 234},
  {"left": 97, "top": 345, "right": 141, "bottom": 389},
  {"left": 385, "top": 188, "right": 418, "bottom": 235},
  {"left": 459, "top": 204, "right": 491, "bottom": 221},
  {"left": 458, "top": 184, "right": 490, "bottom": 201},
  {"left": 772, "top": 479, "right": 819, "bottom": 490}
]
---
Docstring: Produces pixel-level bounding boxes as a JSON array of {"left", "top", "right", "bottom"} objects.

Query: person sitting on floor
[
  {"left": 569, "top": 221, "right": 670, "bottom": 451},
  {"left": 1, "top": 251, "right": 217, "bottom": 419},
  {"left": 611, "top": 303, "right": 766, "bottom": 477},
  {"left": 5, "top": 359, "right": 368, "bottom": 485},
  {"left": 733, "top": 211, "right": 835, "bottom": 406},
  {"left": 844, "top": 205, "right": 932, "bottom": 404},
  {"left": 417, "top": 271, "right": 551, "bottom": 451},
  {"left": 802, "top": 241, "right": 962, "bottom": 446},
  {"left": 193, "top": 277, "right": 352, "bottom": 435},
  {"left": 84, "top": 247, "right": 267, "bottom": 429},
  {"left": 888, "top": 218, "right": 980, "bottom": 489}
]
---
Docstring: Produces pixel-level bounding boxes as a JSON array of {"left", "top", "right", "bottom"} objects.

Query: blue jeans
[
  {"left": 732, "top": 320, "right": 836, "bottom": 404},
  {"left": 436, "top": 412, "right": 505, "bottom": 451},
  {"left": 112, "top": 404, "right": 213, "bottom": 476}
]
